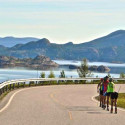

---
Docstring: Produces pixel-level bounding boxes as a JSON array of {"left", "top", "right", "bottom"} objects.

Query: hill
[
  {"left": 80, "top": 30, "right": 125, "bottom": 48},
  {"left": 0, "top": 55, "right": 58, "bottom": 70},
  {"left": 0, "top": 30, "right": 125, "bottom": 62},
  {"left": 0, "top": 37, "right": 39, "bottom": 47}
]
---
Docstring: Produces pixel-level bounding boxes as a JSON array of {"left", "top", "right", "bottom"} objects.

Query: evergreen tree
[
  {"left": 120, "top": 72, "right": 125, "bottom": 78},
  {"left": 107, "top": 73, "right": 111, "bottom": 78},
  {"left": 48, "top": 71, "right": 55, "bottom": 78},
  {"left": 77, "top": 58, "right": 91, "bottom": 78},
  {"left": 60, "top": 70, "right": 66, "bottom": 78},
  {"left": 40, "top": 72, "right": 45, "bottom": 78}
]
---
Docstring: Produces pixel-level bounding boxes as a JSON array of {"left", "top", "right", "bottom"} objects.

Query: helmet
[
  {"left": 104, "top": 76, "right": 109, "bottom": 81},
  {"left": 105, "top": 76, "right": 109, "bottom": 79},
  {"left": 109, "top": 78, "right": 113, "bottom": 82}
]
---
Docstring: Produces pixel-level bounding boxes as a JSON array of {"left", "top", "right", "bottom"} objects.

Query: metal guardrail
[{"left": 0, "top": 78, "right": 125, "bottom": 96}]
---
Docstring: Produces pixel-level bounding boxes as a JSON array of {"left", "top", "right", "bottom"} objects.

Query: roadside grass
[
  {"left": 0, "top": 91, "right": 10, "bottom": 101},
  {"left": 117, "top": 93, "right": 125, "bottom": 109},
  {"left": 95, "top": 93, "right": 125, "bottom": 109}
]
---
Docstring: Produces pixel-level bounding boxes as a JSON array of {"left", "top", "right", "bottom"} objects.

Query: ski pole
[{"left": 118, "top": 86, "right": 121, "bottom": 93}]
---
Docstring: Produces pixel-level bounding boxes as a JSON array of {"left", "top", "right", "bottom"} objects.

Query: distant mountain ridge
[
  {"left": 0, "top": 36, "right": 39, "bottom": 47},
  {"left": 0, "top": 30, "right": 125, "bottom": 62},
  {"left": 80, "top": 30, "right": 125, "bottom": 48}
]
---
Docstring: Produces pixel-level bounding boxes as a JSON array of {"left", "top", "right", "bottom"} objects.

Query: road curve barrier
[{"left": 0, "top": 78, "right": 125, "bottom": 96}]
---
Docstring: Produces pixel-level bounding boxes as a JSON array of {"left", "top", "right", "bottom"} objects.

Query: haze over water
[{"left": 0, "top": 60, "right": 124, "bottom": 83}]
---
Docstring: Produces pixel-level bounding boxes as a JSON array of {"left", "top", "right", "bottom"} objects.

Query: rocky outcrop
[
  {"left": 97, "top": 65, "right": 110, "bottom": 72},
  {"left": 67, "top": 64, "right": 110, "bottom": 72},
  {"left": 0, "top": 55, "right": 59, "bottom": 70},
  {"left": 89, "top": 65, "right": 98, "bottom": 71},
  {"left": 89, "top": 65, "right": 110, "bottom": 72},
  {"left": 69, "top": 65, "right": 78, "bottom": 69}
]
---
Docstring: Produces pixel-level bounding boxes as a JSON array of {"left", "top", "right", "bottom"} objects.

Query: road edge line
[
  {"left": 91, "top": 95, "right": 125, "bottom": 112},
  {"left": 0, "top": 87, "right": 39, "bottom": 113}
]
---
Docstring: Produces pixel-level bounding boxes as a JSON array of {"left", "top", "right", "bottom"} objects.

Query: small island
[
  {"left": 0, "top": 55, "right": 59, "bottom": 70},
  {"left": 64, "top": 64, "right": 110, "bottom": 72}
]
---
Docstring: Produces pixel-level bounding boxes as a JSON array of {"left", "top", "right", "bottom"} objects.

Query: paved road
[{"left": 0, "top": 84, "right": 125, "bottom": 125}]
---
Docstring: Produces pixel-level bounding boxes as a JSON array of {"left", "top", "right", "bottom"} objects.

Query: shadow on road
[{"left": 66, "top": 106, "right": 109, "bottom": 114}]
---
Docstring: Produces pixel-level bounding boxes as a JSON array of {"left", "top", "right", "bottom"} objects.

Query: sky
[{"left": 0, "top": 0, "right": 125, "bottom": 44}]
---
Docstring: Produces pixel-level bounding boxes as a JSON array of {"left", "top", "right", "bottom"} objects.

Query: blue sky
[{"left": 0, "top": 0, "right": 125, "bottom": 44}]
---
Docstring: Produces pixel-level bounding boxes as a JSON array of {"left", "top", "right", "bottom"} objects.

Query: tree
[
  {"left": 48, "top": 71, "right": 55, "bottom": 78},
  {"left": 40, "top": 72, "right": 45, "bottom": 78},
  {"left": 77, "top": 58, "right": 91, "bottom": 78},
  {"left": 120, "top": 72, "right": 125, "bottom": 78},
  {"left": 59, "top": 70, "right": 66, "bottom": 78},
  {"left": 107, "top": 73, "right": 111, "bottom": 78}
]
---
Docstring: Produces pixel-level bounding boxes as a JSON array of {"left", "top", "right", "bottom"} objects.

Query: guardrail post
[
  {"left": 42, "top": 81, "right": 43, "bottom": 85},
  {"left": 13, "top": 83, "right": 15, "bottom": 89},
  {"left": 23, "top": 82, "right": 25, "bottom": 88},
  {"left": 6, "top": 85, "right": 8, "bottom": 91},
  {"left": 18, "top": 83, "right": 20, "bottom": 88},
  {"left": 35, "top": 81, "right": 37, "bottom": 86},
  {"left": 29, "top": 82, "right": 30, "bottom": 87},
  {"left": 0, "top": 89, "right": 2, "bottom": 96},
  {"left": 2, "top": 87, "right": 5, "bottom": 93},
  {"left": 9, "top": 84, "right": 12, "bottom": 90}
]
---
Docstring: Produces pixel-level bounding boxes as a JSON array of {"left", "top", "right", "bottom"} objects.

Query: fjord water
[
  {"left": 0, "top": 60, "right": 125, "bottom": 83},
  {"left": 54, "top": 60, "right": 125, "bottom": 67}
]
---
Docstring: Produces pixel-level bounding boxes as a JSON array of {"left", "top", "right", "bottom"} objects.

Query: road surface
[{"left": 0, "top": 84, "right": 125, "bottom": 125}]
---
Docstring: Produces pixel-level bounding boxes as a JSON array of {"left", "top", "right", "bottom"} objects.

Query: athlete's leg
[
  {"left": 100, "top": 95, "right": 103, "bottom": 107},
  {"left": 100, "top": 91, "right": 103, "bottom": 107},
  {"left": 107, "top": 95, "right": 109, "bottom": 111},
  {"left": 114, "top": 99, "right": 117, "bottom": 114},
  {"left": 103, "top": 96, "right": 106, "bottom": 109},
  {"left": 99, "top": 94, "right": 101, "bottom": 107},
  {"left": 111, "top": 99, "right": 113, "bottom": 113},
  {"left": 102, "top": 95, "right": 104, "bottom": 108}
]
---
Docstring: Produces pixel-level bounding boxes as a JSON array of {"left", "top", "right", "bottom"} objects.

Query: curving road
[{"left": 0, "top": 84, "right": 125, "bottom": 125}]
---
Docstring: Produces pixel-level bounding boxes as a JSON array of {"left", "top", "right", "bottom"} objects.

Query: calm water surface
[{"left": 0, "top": 60, "right": 125, "bottom": 83}]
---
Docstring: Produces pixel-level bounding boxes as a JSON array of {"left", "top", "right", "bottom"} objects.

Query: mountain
[
  {"left": 80, "top": 30, "right": 125, "bottom": 48},
  {"left": 0, "top": 30, "right": 125, "bottom": 62},
  {"left": 0, "top": 37, "right": 39, "bottom": 47}
]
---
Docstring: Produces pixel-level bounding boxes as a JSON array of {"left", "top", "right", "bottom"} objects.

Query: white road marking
[
  {"left": 91, "top": 95, "right": 125, "bottom": 112},
  {"left": 0, "top": 87, "right": 39, "bottom": 113}
]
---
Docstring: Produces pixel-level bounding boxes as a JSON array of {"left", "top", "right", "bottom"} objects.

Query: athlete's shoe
[
  {"left": 99, "top": 104, "right": 102, "bottom": 107},
  {"left": 111, "top": 108, "right": 113, "bottom": 113},
  {"left": 115, "top": 108, "right": 117, "bottom": 114},
  {"left": 101, "top": 104, "right": 104, "bottom": 108},
  {"left": 103, "top": 105, "right": 106, "bottom": 110},
  {"left": 107, "top": 107, "right": 109, "bottom": 111}
]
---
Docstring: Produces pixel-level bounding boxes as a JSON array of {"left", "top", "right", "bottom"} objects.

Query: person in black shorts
[
  {"left": 97, "top": 78, "right": 104, "bottom": 107},
  {"left": 111, "top": 92, "right": 118, "bottom": 114}
]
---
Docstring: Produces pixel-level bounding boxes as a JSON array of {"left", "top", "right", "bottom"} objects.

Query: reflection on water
[
  {"left": 53, "top": 60, "right": 125, "bottom": 67},
  {"left": 0, "top": 60, "right": 124, "bottom": 83},
  {"left": 109, "top": 67, "right": 125, "bottom": 74}
]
